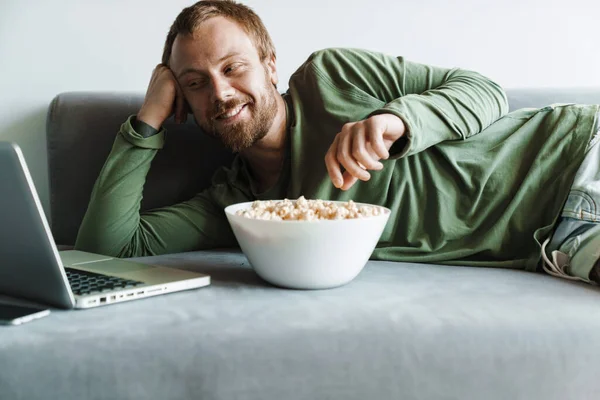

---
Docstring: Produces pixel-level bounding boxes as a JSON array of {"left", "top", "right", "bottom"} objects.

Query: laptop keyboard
[{"left": 64, "top": 267, "right": 145, "bottom": 296}]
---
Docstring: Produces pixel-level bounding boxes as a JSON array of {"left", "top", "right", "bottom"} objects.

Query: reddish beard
[{"left": 199, "top": 82, "right": 278, "bottom": 153}]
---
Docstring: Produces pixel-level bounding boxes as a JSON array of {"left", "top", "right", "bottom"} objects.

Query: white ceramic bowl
[{"left": 224, "top": 200, "right": 391, "bottom": 289}]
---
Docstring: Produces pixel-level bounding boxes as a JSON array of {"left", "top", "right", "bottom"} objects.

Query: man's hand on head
[
  {"left": 137, "top": 64, "right": 189, "bottom": 130},
  {"left": 324, "top": 113, "right": 406, "bottom": 191}
]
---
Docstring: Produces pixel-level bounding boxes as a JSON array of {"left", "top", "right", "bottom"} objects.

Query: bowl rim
[{"left": 224, "top": 199, "right": 391, "bottom": 224}]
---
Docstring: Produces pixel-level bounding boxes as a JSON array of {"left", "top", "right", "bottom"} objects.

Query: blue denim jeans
[{"left": 542, "top": 112, "right": 600, "bottom": 283}]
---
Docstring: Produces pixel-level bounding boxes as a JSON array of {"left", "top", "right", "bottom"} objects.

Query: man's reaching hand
[{"left": 325, "top": 113, "right": 406, "bottom": 191}]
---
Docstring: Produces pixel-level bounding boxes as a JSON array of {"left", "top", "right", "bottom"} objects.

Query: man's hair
[{"left": 162, "top": 0, "right": 276, "bottom": 65}]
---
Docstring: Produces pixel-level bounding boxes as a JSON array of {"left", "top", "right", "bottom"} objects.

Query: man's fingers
[
  {"left": 352, "top": 125, "right": 383, "bottom": 170},
  {"left": 337, "top": 131, "right": 370, "bottom": 182},
  {"left": 182, "top": 99, "right": 191, "bottom": 121},
  {"left": 174, "top": 83, "right": 187, "bottom": 124},
  {"left": 174, "top": 96, "right": 183, "bottom": 124},
  {"left": 326, "top": 120, "right": 394, "bottom": 191},
  {"left": 325, "top": 135, "right": 344, "bottom": 188},
  {"left": 341, "top": 143, "right": 381, "bottom": 191},
  {"left": 341, "top": 171, "right": 359, "bottom": 191},
  {"left": 150, "top": 64, "right": 165, "bottom": 86},
  {"left": 367, "top": 117, "right": 390, "bottom": 160},
  {"left": 365, "top": 142, "right": 383, "bottom": 164}
]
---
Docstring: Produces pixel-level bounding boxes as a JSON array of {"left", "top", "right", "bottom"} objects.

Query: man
[{"left": 74, "top": 0, "right": 600, "bottom": 284}]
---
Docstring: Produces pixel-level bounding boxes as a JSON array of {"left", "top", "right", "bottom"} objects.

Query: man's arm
[
  {"left": 74, "top": 117, "right": 238, "bottom": 258},
  {"left": 309, "top": 48, "right": 509, "bottom": 189},
  {"left": 312, "top": 48, "right": 509, "bottom": 155},
  {"left": 74, "top": 65, "right": 238, "bottom": 257}
]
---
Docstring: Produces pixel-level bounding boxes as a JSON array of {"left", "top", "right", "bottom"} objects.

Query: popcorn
[{"left": 235, "top": 196, "right": 381, "bottom": 221}]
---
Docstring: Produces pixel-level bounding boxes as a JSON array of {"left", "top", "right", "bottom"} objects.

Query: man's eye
[
  {"left": 225, "top": 64, "right": 241, "bottom": 74},
  {"left": 188, "top": 81, "right": 204, "bottom": 89}
]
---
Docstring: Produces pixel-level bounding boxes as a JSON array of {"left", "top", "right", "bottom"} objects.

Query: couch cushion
[{"left": 2, "top": 252, "right": 600, "bottom": 400}]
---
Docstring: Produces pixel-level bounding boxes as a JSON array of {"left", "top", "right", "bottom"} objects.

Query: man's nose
[{"left": 210, "top": 76, "right": 235, "bottom": 102}]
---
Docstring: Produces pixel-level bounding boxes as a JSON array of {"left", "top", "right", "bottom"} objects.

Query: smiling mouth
[{"left": 216, "top": 104, "right": 247, "bottom": 120}]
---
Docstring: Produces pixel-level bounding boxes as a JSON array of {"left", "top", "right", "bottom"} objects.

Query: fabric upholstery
[{"left": 2, "top": 250, "right": 600, "bottom": 400}]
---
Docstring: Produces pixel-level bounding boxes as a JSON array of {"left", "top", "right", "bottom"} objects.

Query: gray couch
[{"left": 2, "top": 89, "right": 600, "bottom": 400}]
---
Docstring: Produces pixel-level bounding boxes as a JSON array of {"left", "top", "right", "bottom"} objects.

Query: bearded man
[{"left": 75, "top": 0, "right": 600, "bottom": 284}]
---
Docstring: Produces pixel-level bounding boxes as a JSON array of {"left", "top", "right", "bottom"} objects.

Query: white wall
[{"left": 1, "top": 0, "right": 599, "bottom": 214}]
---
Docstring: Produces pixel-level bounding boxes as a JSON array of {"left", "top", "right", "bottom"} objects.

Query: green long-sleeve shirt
[{"left": 75, "top": 48, "right": 599, "bottom": 272}]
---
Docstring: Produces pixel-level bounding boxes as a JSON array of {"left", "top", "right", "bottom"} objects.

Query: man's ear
[{"left": 265, "top": 56, "right": 278, "bottom": 86}]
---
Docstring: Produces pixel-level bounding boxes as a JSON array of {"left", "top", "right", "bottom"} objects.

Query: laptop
[{"left": 0, "top": 141, "right": 210, "bottom": 309}]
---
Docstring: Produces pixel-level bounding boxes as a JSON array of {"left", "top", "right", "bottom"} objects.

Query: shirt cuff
[
  {"left": 119, "top": 115, "right": 165, "bottom": 149},
  {"left": 132, "top": 116, "right": 160, "bottom": 138}
]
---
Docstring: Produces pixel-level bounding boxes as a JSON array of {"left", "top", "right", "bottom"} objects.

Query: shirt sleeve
[
  {"left": 306, "top": 48, "right": 509, "bottom": 158},
  {"left": 74, "top": 115, "right": 238, "bottom": 258}
]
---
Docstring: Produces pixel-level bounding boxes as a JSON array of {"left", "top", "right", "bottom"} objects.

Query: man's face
[{"left": 170, "top": 16, "right": 279, "bottom": 153}]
